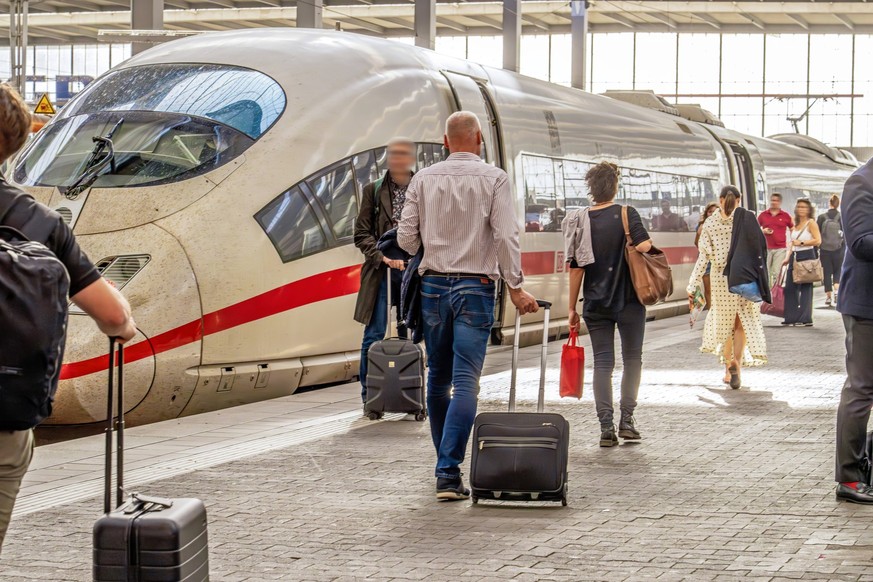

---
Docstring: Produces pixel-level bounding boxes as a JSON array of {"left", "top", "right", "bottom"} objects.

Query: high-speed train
[{"left": 8, "top": 29, "right": 857, "bottom": 426}]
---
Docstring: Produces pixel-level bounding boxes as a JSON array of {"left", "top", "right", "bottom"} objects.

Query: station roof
[{"left": 1, "top": 1, "right": 872, "bottom": 46}]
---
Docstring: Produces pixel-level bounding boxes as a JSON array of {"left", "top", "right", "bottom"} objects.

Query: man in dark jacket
[
  {"left": 835, "top": 157, "right": 873, "bottom": 504},
  {"left": 353, "top": 137, "right": 415, "bottom": 405}
]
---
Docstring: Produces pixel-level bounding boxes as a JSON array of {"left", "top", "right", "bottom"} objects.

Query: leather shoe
[
  {"left": 600, "top": 425, "right": 619, "bottom": 447},
  {"left": 618, "top": 414, "right": 641, "bottom": 440},
  {"left": 836, "top": 483, "right": 873, "bottom": 505}
]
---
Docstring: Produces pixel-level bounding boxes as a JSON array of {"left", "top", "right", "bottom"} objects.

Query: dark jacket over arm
[
  {"left": 837, "top": 159, "right": 873, "bottom": 319},
  {"left": 724, "top": 207, "right": 772, "bottom": 304}
]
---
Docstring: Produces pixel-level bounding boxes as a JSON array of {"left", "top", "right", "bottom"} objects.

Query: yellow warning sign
[{"left": 33, "top": 93, "right": 55, "bottom": 115}]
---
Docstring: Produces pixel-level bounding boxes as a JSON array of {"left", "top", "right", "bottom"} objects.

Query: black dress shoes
[{"left": 836, "top": 482, "right": 873, "bottom": 505}]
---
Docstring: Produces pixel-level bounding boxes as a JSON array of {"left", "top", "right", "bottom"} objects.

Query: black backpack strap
[
  {"left": 0, "top": 225, "right": 30, "bottom": 242},
  {"left": 373, "top": 175, "right": 386, "bottom": 219}
]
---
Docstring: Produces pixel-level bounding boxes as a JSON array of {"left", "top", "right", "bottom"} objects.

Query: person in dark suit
[{"left": 835, "top": 157, "right": 873, "bottom": 504}]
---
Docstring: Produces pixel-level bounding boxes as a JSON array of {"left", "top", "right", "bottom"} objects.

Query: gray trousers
[
  {"left": 0, "top": 429, "right": 34, "bottom": 556},
  {"left": 766, "top": 248, "right": 788, "bottom": 287},
  {"left": 836, "top": 315, "right": 873, "bottom": 483}
]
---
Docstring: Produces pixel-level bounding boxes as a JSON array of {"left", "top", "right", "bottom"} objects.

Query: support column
[
  {"left": 9, "top": 0, "right": 28, "bottom": 98},
  {"left": 415, "top": 0, "right": 435, "bottom": 50},
  {"left": 503, "top": 0, "right": 521, "bottom": 72},
  {"left": 297, "top": 0, "right": 323, "bottom": 29},
  {"left": 131, "top": 0, "right": 163, "bottom": 55},
  {"left": 570, "top": 0, "right": 588, "bottom": 91}
]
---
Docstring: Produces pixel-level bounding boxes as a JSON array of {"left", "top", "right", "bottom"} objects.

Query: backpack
[
  {"left": 821, "top": 213, "right": 843, "bottom": 252},
  {"left": 0, "top": 225, "right": 70, "bottom": 430}
]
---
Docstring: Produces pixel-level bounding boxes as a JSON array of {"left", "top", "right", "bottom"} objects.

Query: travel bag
[
  {"left": 470, "top": 300, "right": 570, "bottom": 506},
  {"left": 93, "top": 339, "right": 210, "bottom": 582},
  {"left": 364, "top": 268, "right": 426, "bottom": 421}
]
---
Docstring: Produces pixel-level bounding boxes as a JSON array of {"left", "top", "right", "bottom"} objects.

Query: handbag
[
  {"left": 559, "top": 329, "right": 584, "bottom": 399},
  {"left": 791, "top": 222, "right": 824, "bottom": 285},
  {"left": 761, "top": 268, "right": 786, "bottom": 318},
  {"left": 622, "top": 206, "right": 673, "bottom": 305}
]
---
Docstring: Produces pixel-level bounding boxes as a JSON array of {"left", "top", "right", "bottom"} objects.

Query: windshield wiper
[{"left": 64, "top": 118, "right": 124, "bottom": 200}]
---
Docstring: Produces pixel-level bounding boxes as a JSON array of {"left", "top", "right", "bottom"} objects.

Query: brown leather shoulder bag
[{"left": 622, "top": 206, "right": 673, "bottom": 305}]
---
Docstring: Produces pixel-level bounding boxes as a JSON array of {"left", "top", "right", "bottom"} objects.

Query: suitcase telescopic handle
[
  {"left": 103, "top": 338, "right": 125, "bottom": 514},
  {"left": 508, "top": 300, "right": 551, "bottom": 414}
]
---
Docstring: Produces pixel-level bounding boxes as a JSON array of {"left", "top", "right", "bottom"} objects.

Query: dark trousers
[
  {"left": 783, "top": 250, "right": 815, "bottom": 325},
  {"left": 835, "top": 315, "right": 873, "bottom": 483},
  {"left": 583, "top": 302, "right": 646, "bottom": 427},
  {"left": 821, "top": 248, "right": 844, "bottom": 294}
]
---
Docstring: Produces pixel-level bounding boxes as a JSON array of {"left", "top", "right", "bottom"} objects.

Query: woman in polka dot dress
[{"left": 687, "top": 186, "right": 768, "bottom": 388}]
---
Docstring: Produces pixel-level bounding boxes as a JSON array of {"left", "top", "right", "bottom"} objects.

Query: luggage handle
[
  {"left": 509, "top": 299, "right": 551, "bottom": 414},
  {"left": 123, "top": 492, "right": 174, "bottom": 514},
  {"left": 384, "top": 264, "right": 406, "bottom": 340},
  {"left": 104, "top": 338, "right": 125, "bottom": 514}
]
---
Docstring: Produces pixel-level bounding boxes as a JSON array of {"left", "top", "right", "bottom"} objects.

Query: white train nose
[
  {"left": 44, "top": 224, "right": 203, "bottom": 426},
  {"left": 47, "top": 320, "right": 155, "bottom": 424}
]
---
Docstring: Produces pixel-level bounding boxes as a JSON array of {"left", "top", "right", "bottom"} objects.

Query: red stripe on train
[
  {"left": 59, "top": 247, "right": 699, "bottom": 380},
  {"left": 59, "top": 265, "right": 362, "bottom": 381}
]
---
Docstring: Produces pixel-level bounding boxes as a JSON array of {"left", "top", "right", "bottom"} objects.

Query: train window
[
  {"left": 622, "top": 168, "right": 654, "bottom": 229},
  {"left": 353, "top": 150, "right": 379, "bottom": 200},
  {"left": 522, "top": 155, "right": 559, "bottom": 233},
  {"left": 562, "top": 159, "right": 590, "bottom": 211},
  {"left": 307, "top": 161, "right": 358, "bottom": 241},
  {"left": 432, "top": 144, "right": 446, "bottom": 164},
  {"left": 374, "top": 147, "right": 388, "bottom": 176},
  {"left": 15, "top": 110, "right": 255, "bottom": 189},
  {"left": 57, "top": 64, "right": 285, "bottom": 138},
  {"left": 255, "top": 186, "right": 328, "bottom": 262},
  {"left": 16, "top": 64, "right": 286, "bottom": 190},
  {"left": 416, "top": 144, "right": 434, "bottom": 170}
]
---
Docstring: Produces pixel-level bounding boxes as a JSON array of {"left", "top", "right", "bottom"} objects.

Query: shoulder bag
[
  {"left": 622, "top": 206, "right": 673, "bottom": 305},
  {"left": 792, "top": 221, "right": 824, "bottom": 285}
]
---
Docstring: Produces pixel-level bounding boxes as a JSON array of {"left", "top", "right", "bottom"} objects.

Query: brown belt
[{"left": 423, "top": 270, "right": 491, "bottom": 280}]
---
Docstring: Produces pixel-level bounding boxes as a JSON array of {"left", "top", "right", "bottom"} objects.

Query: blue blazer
[{"left": 837, "top": 157, "right": 873, "bottom": 320}]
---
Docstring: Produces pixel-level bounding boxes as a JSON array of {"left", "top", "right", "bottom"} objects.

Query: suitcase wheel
[
  {"left": 366, "top": 411, "right": 383, "bottom": 421},
  {"left": 415, "top": 412, "right": 427, "bottom": 422},
  {"left": 471, "top": 495, "right": 478, "bottom": 505},
  {"left": 561, "top": 495, "right": 568, "bottom": 507}
]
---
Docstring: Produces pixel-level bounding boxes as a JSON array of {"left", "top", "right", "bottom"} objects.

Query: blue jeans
[
  {"left": 360, "top": 274, "right": 406, "bottom": 402},
  {"left": 420, "top": 276, "right": 495, "bottom": 479}
]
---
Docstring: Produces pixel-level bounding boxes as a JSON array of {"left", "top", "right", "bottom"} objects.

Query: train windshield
[{"left": 14, "top": 63, "right": 286, "bottom": 188}]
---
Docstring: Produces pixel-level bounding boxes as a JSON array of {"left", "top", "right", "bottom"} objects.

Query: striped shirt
[{"left": 397, "top": 152, "right": 524, "bottom": 289}]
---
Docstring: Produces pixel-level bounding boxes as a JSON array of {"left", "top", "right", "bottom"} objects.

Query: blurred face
[
  {"left": 796, "top": 201, "right": 811, "bottom": 219},
  {"left": 770, "top": 196, "right": 782, "bottom": 211},
  {"left": 705, "top": 205, "right": 717, "bottom": 218},
  {"left": 660, "top": 200, "right": 671, "bottom": 213},
  {"left": 387, "top": 143, "right": 414, "bottom": 175}
]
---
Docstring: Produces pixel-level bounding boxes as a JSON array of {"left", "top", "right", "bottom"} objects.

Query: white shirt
[{"left": 397, "top": 152, "right": 524, "bottom": 289}]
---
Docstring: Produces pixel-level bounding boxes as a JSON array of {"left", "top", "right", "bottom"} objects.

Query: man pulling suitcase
[{"left": 397, "top": 111, "right": 538, "bottom": 500}]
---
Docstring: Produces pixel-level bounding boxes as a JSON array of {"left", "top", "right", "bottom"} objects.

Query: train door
[
  {"left": 727, "top": 141, "right": 766, "bottom": 212},
  {"left": 441, "top": 71, "right": 504, "bottom": 168},
  {"left": 442, "top": 71, "right": 509, "bottom": 337}
]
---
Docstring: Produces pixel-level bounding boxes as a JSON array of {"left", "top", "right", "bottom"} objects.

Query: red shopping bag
[
  {"left": 560, "top": 329, "right": 585, "bottom": 399},
  {"left": 761, "top": 272, "right": 785, "bottom": 318}
]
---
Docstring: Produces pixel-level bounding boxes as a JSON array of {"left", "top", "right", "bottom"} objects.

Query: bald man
[{"left": 398, "top": 111, "right": 538, "bottom": 501}]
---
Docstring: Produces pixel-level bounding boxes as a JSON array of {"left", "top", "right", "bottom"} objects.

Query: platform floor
[{"left": 3, "top": 296, "right": 871, "bottom": 582}]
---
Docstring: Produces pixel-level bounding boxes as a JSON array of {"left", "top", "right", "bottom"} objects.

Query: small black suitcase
[
  {"left": 93, "top": 339, "right": 210, "bottom": 581},
  {"left": 364, "top": 268, "right": 426, "bottom": 421},
  {"left": 470, "top": 301, "right": 570, "bottom": 506}
]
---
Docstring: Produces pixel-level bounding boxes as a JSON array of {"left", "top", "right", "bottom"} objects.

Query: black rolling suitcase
[
  {"left": 93, "top": 339, "right": 210, "bottom": 581},
  {"left": 364, "top": 268, "right": 426, "bottom": 421},
  {"left": 470, "top": 300, "right": 570, "bottom": 506}
]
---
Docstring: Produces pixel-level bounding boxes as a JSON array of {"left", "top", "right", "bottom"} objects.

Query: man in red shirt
[{"left": 758, "top": 193, "right": 794, "bottom": 286}]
